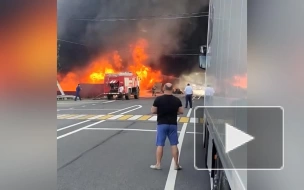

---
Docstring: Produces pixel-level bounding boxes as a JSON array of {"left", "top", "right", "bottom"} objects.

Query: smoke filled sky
[{"left": 57, "top": 0, "right": 209, "bottom": 77}]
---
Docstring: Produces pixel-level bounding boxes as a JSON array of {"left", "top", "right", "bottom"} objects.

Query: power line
[
  {"left": 58, "top": 39, "right": 86, "bottom": 46},
  {"left": 57, "top": 39, "right": 201, "bottom": 56},
  {"left": 58, "top": 12, "right": 209, "bottom": 22}
]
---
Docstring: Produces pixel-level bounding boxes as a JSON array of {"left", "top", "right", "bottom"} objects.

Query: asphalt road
[{"left": 57, "top": 95, "right": 211, "bottom": 190}]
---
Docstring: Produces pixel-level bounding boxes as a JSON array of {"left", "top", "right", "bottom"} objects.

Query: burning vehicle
[{"left": 103, "top": 72, "right": 140, "bottom": 100}]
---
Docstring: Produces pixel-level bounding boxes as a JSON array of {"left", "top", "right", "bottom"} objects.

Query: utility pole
[{"left": 57, "top": 42, "right": 65, "bottom": 95}]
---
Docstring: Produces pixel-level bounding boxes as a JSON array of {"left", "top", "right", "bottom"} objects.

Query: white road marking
[
  {"left": 186, "top": 132, "right": 204, "bottom": 135},
  {"left": 148, "top": 116, "right": 157, "bottom": 121},
  {"left": 57, "top": 101, "right": 106, "bottom": 104},
  {"left": 108, "top": 105, "right": 142, "bottom": 115},
  {"left": 67, "top": 115, "right": 86, "bottom": 119},
  {"left": 84, "top": 128, "right": 202, "bottom": 135},
  {"left": 82, "top": 106, "right": 86, "bottom": 107},
  {"left": 164, "top": 108, "right": 192, "bottom": 190},
  {"left": 92, "top": 104, "right": 96, "bottom": 105},
  {"left": 127, "top": 115, "right": 142, "bottom": 120},
  {"left": 57, "top": 120, "right": 91, "bottom": 132},
  {"left": 87, "top": 115, "right": 105, "bottom": 119},
  {"left": 85, "top": 128, "right": 157, "bottom": 132},
  {"left": 57, "top": 114, "right": 70, "bottom": 119},
  {"left": 57, "top": 115, "right": 105, "bottom": 131},
  {"left": 120, "top": 105, "right": 142, "bottom": 114},
  {"left": 103, "top": 100, "right": 115, "bottom": 104},
  {"left": 69, "top": 108, "right": 73, "bottom": 109},
  {"left": 57, "top": 120, "right": 105, "bottom": 140},
  {"left": 57, "top": 109, "right": 118, "bottom": 111},
  {"left": 187, "top": 108, "right": 192, "bottom": 117},
  {"left": 120, "top": 106, "right": 142, "bottom": 114},
  {"left": 57, "top": 110, "right": 60, "bottom": 111},
  {"left": 190, "top": 118, "right": 198, "bottom": 123},
  {"left": 108, "top": 115, "right": 123, "bottom": 120}
]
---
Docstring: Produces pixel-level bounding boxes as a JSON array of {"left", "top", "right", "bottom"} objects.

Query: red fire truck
[{"left": 103, "top": 72, "right": 140, "bottom": 100}]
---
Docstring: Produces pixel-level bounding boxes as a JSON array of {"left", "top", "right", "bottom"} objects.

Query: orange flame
[
  {"left": 231, "top": 74, "right": 247, "bottom": 89},
  {"left": 58, "top": 38, "right": 162, "bottom": 91}
]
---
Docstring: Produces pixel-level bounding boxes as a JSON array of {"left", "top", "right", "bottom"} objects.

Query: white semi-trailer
[{"left": 201, "top": 0, "right": 247, "bottom": 189}]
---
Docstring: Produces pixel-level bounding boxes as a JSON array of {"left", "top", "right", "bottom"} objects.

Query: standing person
[
  {"left": 205, "top": 85, "right": 215, "bottom": 106},
  {"left": 184, "top": 83, "right": 193, "bottom": 108},
  {"left": 150, "top": 83, "right": 183, "bottom": 170},
  {"left": 118, "top": 84, "right": 124, "bottom": 100},
  {"left": 74, "top": 84, "right": 82, "bottom": 101},
  {"left": 152, "top": 86, "right": 156, "bottom": 96}
]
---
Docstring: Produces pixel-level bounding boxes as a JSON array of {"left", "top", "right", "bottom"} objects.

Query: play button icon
[
  {"left": 225, "top": 123, "right": 255, "bottom": 153},
  {"left": 195, "top": 107, "right": 284, "bottom": 170}
]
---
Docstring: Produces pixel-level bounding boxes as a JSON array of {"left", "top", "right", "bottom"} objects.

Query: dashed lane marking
[
  {"left": 108, "top": 115, "right": 124, "bottom": 120},
  {"left": 127, "top": 115, "right": 142, "bottom": 120},
  {"left": 57, "top": 114, "right": 204, "bottom": 123},
  {"left": 118, "top": 115, "right": 133, "bottom": 120},
  {"left": 179, "top": 117, "right": 190, "bottom": 123},
  {"left": 78, "top": 115, "right": 96, "bottom": 119},
  {"left": 148, "top": 116, "right": 157, "bottom": 121},
  {"left": 138, "top": 115, "right": 152, "bottom": 121},
  {"left": 99, "top": 115, "right": 115, "bottom": 120},
  {"left": 59, "top": 114, "right": 78, "bottom": 119},
  {"left": 67, "top": 115, "right": 86, "bottom": 119},
  {"left": 87, "top": 115, "right": 105, "bottom": 119},
  {"left": 190, "top": 118, "right": 198, "bottom": 123}
]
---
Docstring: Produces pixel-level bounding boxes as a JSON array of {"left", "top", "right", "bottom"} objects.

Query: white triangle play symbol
[{"left": 225, "top": 123, "right": 254, "bottom": 153}]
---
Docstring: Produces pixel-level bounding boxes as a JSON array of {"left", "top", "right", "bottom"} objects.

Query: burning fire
[
  {"left": 231, "top": 74, "right": 247, "bottom": 89},
  {"left": 58, "top": 38, "right": 162, "bottom": 91}
]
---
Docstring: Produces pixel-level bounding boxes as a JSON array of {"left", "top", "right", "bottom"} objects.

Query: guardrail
[{"left": 57, "top": 95, "right": 75, "bottom": 101}]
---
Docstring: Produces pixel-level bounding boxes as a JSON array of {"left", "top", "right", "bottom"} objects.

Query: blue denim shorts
[{"left": 156, "top": 124, "right": 179, "bottom": 146}]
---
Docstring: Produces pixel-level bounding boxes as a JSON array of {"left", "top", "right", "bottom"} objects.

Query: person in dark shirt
[
  {"left": 74, "top": 84, "right": 82, "bottom": 101},
  {"left": 150, "top": 83, "right": 183, "bottom": 170}
]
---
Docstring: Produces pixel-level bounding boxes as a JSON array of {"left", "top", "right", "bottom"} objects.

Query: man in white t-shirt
[
  {"left": 118, "top": 85, "right": 124, "bottom": 99},
  {"left": 184, "top": 83, "right": 193, "bottom": 108},
  {"left": 118, "top": 85, "right": 124, "bottom": 93},
  {"left": 205, "top": 85, "right": 215, "bottom": 106}
]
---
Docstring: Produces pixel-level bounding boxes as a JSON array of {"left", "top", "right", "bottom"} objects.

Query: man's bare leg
[
  {"left": 156, "top": 146, "right": 163, "bottom": 167},
  {"left": 171, "top": 145, "right": 179, "bottom": 166},
  {"left": 171, "top": 145, "right": 182, "bottom": 169}
]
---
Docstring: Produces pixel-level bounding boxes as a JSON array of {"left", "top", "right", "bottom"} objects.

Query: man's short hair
[
  {"left": 187, "top": 83, "right": 190, "bottom": 86},
  {"left": 164, "top": 83, "right": 173, "bottom": 91}
]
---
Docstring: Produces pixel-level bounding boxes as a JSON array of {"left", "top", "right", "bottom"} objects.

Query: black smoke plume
[{"left": 57, "top": 0, "right": 209, "bottom": 77}]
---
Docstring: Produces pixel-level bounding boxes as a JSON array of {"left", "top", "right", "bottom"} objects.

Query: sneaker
[
  {"left": 174, "top": 165, "right": 182, "bottom": 170},
  {"left": 150, "top": 165, "right": 161, "bottom": 170}
]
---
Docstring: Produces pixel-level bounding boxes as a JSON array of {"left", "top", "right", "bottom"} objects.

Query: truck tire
[
  {"left": 134, "top": 87, "right": 139, "bottom": 99},
  {"left": 107, "top": 95, "right": 113, "bottom": 100},
  {"left": 125, "top": 94, "right": 130, "bottom": 100}
]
